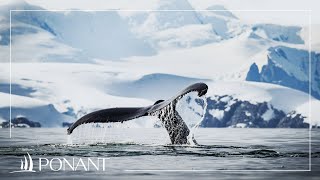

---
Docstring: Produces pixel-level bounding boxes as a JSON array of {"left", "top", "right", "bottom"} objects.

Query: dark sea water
[{"left": 0, "top": 128, "right": 319, "bottom": 179}]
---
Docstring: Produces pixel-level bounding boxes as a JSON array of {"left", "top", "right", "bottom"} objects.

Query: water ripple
[{"left": 0, "top": 143, "right": 317, "bottom": 158}]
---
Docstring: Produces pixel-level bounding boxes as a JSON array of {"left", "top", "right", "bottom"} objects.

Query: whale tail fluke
[
  {"left": 67, "top": 107, "right": 150, "bottom": 135},
  {"left": 67, "top": 82, "right": 208, "bottom": 144}
]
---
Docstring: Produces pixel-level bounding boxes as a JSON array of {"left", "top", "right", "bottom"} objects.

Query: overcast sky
[{"left": 7, "top": 0, "right": 320, "bottom": 26}]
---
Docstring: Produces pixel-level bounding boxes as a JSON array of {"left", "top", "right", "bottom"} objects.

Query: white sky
[{"left": 3, "top": 0, "right": 320, "bottom": 25}]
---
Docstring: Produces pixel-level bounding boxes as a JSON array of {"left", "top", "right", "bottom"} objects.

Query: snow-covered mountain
[
  {"left": 197, "top": 5, "right": 244, "bottom": 39},
  {"left": 246, "top": 46, "right": 320, "bottom": 99},
  {"left": 249, "top": 24, "right": 304, "bottom": 44},
  {"left": 0, "top": 0, "right": 319, "bottom": 128},
  {"left": 122, "top": 0, "right": 244, "bottom": 49},
  {"left": 0, "top": 1, "right": 155, "bottom": 62},
  {"left": 179, "top": 81, "right": 319, "bottom": 128},
  {"left": 0, "top": 92, "right": 73, "bottom": 127}
]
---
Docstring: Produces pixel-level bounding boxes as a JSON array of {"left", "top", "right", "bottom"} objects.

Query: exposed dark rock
[
  {"left": 62, "top": 122, "right": 73, "bottom": 128},
  {"left": 2, "top": 117, "right": 41, "bottom": 128},
  {"left": 199, "top": 95, "right": 308, "bottom": 128},
  {"left": 260, "top": 58, "right": 311, "bottom": 96},
  {"left": 246, "top": 63, "right": 260, "bottom": 82},
  {"left": 277, "top": 112, "right": 309, "bottom": 128}
]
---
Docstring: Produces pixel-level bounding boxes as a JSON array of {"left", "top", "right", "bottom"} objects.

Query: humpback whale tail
[{"left": 67, "top": 82, "right": 208, "bottom": 144}]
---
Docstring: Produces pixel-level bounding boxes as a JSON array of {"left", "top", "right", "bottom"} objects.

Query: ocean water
[{"left": 0, "top": 128, "right": 319, "bottom": 179}]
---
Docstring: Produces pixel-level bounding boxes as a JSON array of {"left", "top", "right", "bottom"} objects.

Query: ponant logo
[
  {"left": 10, "top": 152, "right": 36, "bottom": 173},
  {"left": 9, "top": 153, "right": 109, "bottom": 173}
]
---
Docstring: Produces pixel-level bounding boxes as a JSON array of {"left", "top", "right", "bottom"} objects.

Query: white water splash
[
  {"left": 68, "top": 117, "right": 168, "bottom": 145},
  {"left": 176, "top": 92, "right": 208, "bottom": 145},
  {"left": 188, "top": 95, "right": 207, "bottom": 145}
]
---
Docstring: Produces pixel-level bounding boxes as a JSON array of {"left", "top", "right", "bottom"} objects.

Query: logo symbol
[{"left": 10, "top": 152, "right": 36, "bottom": 173}]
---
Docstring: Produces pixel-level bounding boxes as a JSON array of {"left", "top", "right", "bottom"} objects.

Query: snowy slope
[
  {"left": 120, "top": 31, "right": 271, "bottom": 79},
  {"left": 0, "top": 1, "right": 155, "bottom": 62},
  {"left": 0, "top": 1, "right": 86, "bottom": 62},
  {"left": 125, "top": 0, "right": 200, "bottom": 33},
  {"left": 0, "top": 63, "right": 153, "bottom": 125},
  {"left": 122, "top": 0, "right": 222, "bottom": 49},
  {"left": 0, "top": 62, "right": 319, "bottom": 127},
  {"left": 122, "top": 1, "right": 245, "bottom": 49},
  {"left": 0, "top": 92, "right": 74, "bottom": 127},
  {"left": 249, "top": 24, "right": 304, "bottom": 44},
  {"left": 107, "top": 73, "right": 210, "bottom": 101},
  {"left": 197, "top": 5, "right": 244, "bottom": 39},
  {"left": 301, "top": 25, "right": 320, "bottom": 52}
]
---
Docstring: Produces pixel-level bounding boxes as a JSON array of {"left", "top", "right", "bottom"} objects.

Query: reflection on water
[{"left": 0, "top": 128, "right": 319, "bottom": 179}]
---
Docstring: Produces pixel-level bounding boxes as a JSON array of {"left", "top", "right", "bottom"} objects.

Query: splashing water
[
  {"left": 187, "top": 95, "right": 207, "bottom": 146},
  {"left": 175, "top": 92, "right": 208, "bottom": 145},
  {"left": 68, "top": 117, "right": 169, "bottom": 145}
]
